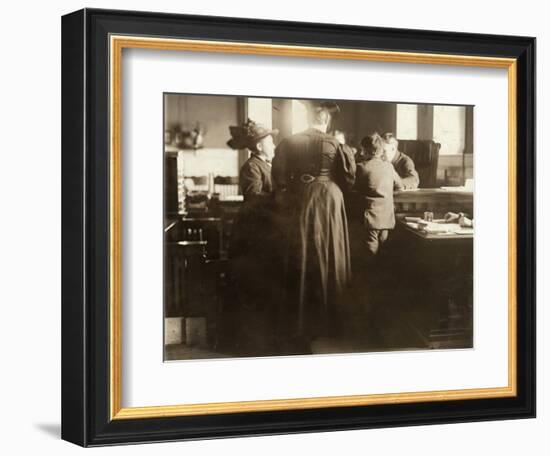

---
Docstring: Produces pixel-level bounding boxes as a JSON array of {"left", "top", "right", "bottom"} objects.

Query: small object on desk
[
  {"left": 423, "top": 211, "right": 434, "bottom": 222},
  {"left": 404, "top": 216, "right": 422, "bottom": 223},
  {"left": 459, "top": 215, "right": 473, "bottom": 228},
  {"left": 444, "top": 211, "right": 460, "bottom": 223},
  {"left": 444, "top": 211, "right": 474, "bottom": 228}
]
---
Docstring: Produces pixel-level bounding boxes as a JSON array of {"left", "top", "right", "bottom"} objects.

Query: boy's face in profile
[
  {"left": 383, "top": 141, "right": 397, "bottom": 162},
  {"left": 257, "top": 135, "right": 275, "bottom": 162}
]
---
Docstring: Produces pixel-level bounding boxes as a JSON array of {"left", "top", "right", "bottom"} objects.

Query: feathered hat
[{"left": 227, "top": 118, "right": 279, "bottom": 150}]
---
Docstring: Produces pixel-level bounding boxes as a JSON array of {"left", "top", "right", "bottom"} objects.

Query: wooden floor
[
  {"left": 165, "top": 220, "right": 473, "bottom": 361},
  {"left": 164, "top": 293, "right": 429, "bottom": 361}
]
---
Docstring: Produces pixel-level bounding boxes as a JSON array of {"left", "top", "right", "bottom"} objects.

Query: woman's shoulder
[
  {"left": 281, "top": 131, "right": 310, "bottom": 146},
  {"left": 302, "top": 128, "right": 337, "bottom": 142}
]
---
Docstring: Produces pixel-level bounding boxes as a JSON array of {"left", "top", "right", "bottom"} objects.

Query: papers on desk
[{"left": 406, "top": 221, "right": 474, "bottom": 236}]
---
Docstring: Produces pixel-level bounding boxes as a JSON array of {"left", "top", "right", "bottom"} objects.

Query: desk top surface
[
  {"left": 398, "top": 218, "right": 474, "bottom": 241},
  {"left": 394, "top": 188, "right": 473, "bottom": 201}
]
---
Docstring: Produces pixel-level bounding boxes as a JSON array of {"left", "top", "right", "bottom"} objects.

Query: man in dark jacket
[{"left": 382, "top": 133, "right": 420, "bottom": 189}]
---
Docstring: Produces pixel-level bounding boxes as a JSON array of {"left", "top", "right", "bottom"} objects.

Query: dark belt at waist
[{"left": 299, "top": 173, "right": 333, "bottom": 184}]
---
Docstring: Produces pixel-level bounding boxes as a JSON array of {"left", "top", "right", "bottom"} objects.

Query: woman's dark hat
[
  {"left": 308, "top": 100, "right": 340, "bottom": 116},
  {"left": 227, "top": 118, "right": 279, "bottom": 150},
  {"left": 297, "top": 100, "right": 341, "bottom": 117}
]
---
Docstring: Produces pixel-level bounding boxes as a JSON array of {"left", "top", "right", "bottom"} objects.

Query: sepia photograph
[
  {"left": 59, "top": 6, "right": 536, "bottom": 446},
  {"left": 163, "top": 94, "right": 474, "bottom": 361}
]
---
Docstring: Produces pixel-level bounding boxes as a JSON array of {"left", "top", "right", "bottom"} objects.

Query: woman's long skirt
[{"left": 293, "top": 178, "right": 352, "bottom": 337}]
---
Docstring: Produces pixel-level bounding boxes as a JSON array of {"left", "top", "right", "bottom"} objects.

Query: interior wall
[
  {"left": 165, "top": 94, "right": 240, "bottom": 148},
  {"left": 164, "top": 95, "right": 473, "bottom": 185},
  {"left": 272, "top": 98, "right": 293, "bottom": 142},
  {"left": 164, "top": 94, "right": 241, "bottom": 177},
  {"left": 333, "top": 100, "right": 397, "bottom": 147},
  {"left": 417, "top": 105, "right": 434, "bottom": 140},
  {"left": 396, "top": 104, "right": 418, "bottom": 139},
  {"left": 247, "top": 97, "right": 273, "bottom": 130},
  {"left": 433, "top": 105, "right": 466, "bottom": 155},
  {"left": 394, "top": 104, "right": 473, "bottom": 186}
]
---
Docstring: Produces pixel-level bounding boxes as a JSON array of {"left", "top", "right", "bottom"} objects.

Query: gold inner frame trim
[{"left": 109, "top": 35, "right": 518, "bottom": 421}]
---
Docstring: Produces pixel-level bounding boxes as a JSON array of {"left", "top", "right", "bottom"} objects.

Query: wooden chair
[{"left": 397, "top": 139, "right": 441, "bottom": 188}]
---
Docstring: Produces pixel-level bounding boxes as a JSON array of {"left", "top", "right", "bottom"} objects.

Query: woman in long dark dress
[{"left": 272, "top": 101, "right": 356, "bottom": 350}]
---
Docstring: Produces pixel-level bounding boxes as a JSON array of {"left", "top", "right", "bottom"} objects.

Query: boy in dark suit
[
  {"left": 355, "top": 133, "right": 404, "bottom": 256},
  {"left": 227, "top": 118, "right": 278, "bottom": 202}
]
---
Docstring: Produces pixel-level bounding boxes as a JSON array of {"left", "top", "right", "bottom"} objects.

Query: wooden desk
[
  {"left": 394, "top": 188, "right": 473, "bottom": 216},
  {"left": 387, "top": 218, "right": 473, "bottom": 349}
]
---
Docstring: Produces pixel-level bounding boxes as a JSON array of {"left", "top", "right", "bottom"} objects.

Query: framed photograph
[{"left": 61, "top": 8, "right": 536, "bottom": 446}]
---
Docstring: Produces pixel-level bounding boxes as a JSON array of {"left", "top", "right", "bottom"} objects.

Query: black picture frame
[{"left": 62, "top": 8, "right": 536, "bottom": 447}]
